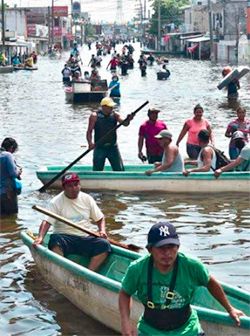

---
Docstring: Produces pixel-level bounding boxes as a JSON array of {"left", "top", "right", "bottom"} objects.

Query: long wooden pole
[
  {"left": 38, "top": 100, "right": 149, "bottom": 192},
  {"left": 33, "top": 205, "right": 141, "bottom": 252}
]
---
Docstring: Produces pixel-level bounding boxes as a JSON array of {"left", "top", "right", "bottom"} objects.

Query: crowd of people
[
  {"left": 83, "top": 96, "right": 249, "bottom": 177},
  {"left": 0, "top": 50, "right": 38, "bottom": 68},
  {"left": 1, "top": 40, "right": 249, "bottom": 336}
]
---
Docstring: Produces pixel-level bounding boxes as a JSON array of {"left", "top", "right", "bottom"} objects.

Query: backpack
[{"left": 212, "top": 147, "right": 231, "bottom": 169}]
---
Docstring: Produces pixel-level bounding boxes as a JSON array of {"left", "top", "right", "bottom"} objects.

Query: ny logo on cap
[{"left": 159, "top": 226, "right": 170, "bottom": 237}]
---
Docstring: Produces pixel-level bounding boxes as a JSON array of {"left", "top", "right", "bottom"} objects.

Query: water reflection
[
  {"left": 23, "top": 265, "right": 117, "bottom": 336},
  {"left": 0, "top": 42, "right": 249, "bottom": 334}
]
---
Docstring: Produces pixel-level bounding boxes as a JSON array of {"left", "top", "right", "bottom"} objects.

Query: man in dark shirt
[{"left": 86, "top": 97, "right": 132, "bottom": 171}]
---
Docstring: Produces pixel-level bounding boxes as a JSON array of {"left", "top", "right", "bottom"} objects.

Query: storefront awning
[{"left": 186, "top": 36, "right": 210, "bottom": 43}]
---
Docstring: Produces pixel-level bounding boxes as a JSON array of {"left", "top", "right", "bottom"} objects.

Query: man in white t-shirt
[{"left": 33, "top": 173, "right": 111, "bottom": 271}]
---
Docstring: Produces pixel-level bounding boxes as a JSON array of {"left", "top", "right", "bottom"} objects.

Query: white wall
[{"left": 5, "top": 9, "right": 27, "bottom": 37}]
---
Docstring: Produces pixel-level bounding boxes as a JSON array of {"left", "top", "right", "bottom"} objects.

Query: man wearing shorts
[{"left": 33, "top": 173, "right": 111, "bottom": 271}]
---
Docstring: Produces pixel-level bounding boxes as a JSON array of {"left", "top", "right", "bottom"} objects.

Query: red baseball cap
[{"left": 61, "top": 173, "right": 80, "bottom": 186}]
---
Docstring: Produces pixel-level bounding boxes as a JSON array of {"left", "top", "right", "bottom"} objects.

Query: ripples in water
[{"left": 0, "top": 42, "right": 249, "bottom": 335}]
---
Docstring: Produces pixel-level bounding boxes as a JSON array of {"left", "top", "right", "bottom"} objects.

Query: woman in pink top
[{"left": 176, "top": 104, "right": 213, "bottom": 159}]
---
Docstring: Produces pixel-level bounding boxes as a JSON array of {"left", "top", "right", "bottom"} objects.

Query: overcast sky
[{"left": 6, "top": 0, "right": 146, "bottom": 23}]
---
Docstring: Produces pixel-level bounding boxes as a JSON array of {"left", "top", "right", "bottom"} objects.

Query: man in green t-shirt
[{"left": 119, "top": 222, "right": 244, "bottom": 336}]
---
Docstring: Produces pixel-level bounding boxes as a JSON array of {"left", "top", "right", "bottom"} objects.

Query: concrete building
[{"left": 182, "top": 0, "right": 248, "bottom": 62}]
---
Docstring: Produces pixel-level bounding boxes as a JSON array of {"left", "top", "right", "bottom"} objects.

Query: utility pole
[
  {"left": 48, "top": 6, "right": 51, "bottom": 48},
  {"left": 208, "top": 0, "right": 214, "bottom": 61},
  {"left": 247, "top": 0, "right": 250, "bottom": 62},
  {"left": 1, "top": 0, "right": 5, "bottom": 49},
  {"left": 157, "top": 0, "right": 161, "bottom": 50},
  {"left": 51, "top": 0, "right": 54, "bottom": 46}
]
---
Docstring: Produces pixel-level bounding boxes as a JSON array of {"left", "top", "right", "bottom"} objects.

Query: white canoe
[
  {"left": 36, "top": 165, "right": 250, "bottom": 193},
  {"left": 21, "top": 231, "right": 250, "bottom": 336}
]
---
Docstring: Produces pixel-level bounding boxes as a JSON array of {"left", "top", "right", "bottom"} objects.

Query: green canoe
[
  {"left": 21, "top": 231, "right": 250, "bottom": 335},
  {"left": 36, "top": 165, "right": 250, "bottom": 193}
]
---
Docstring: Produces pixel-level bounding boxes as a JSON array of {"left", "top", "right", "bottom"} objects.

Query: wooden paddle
[
  {"left": 32, "top": 205, "right": 141, "bottom": 252},
  {"left": 39, "top": 100, "right": 149, "bottom": 192}
]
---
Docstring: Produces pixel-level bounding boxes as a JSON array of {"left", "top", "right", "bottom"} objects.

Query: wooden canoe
[
  {"left": 0, "top": 65, "right": 14, "bottom": 73},
  {"left": 36, "top": 165, "right": 250, "bottom": 193},
  {"left": 65, "top": 83, "right": 107, "bottom": 103},
  {"left": 13, "top": 65, "right": 38, "bottom": 71},
  {"left": 21, "top": 231, "right": 250, "bottom": 336}
]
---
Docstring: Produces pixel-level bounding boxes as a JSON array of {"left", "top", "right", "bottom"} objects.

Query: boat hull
[
  {"left": 13, "top": 66, "right": 38, "bottom": 71},
  {"left": 0, "top": 65, "right": 14, "bottom": 73},
  {"left": 36, "top": 165, "right": 250, "bottom": 193},
  {"left": 21, "top": 231, "right": 250, "bottom": 336},
  {"left": 65, "top": 90, "right": 107, "bottom": 103}
]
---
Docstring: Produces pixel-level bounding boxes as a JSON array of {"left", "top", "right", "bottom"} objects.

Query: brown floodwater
[{"left": 0, "top": 42, "right": 249, "bottom": 335}]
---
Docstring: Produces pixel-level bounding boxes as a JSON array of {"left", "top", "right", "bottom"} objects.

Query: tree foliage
[{"left": 148, "top": 0, "right": 189, "bottom": 35}]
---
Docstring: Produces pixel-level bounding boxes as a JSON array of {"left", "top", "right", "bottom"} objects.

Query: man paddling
[
  {"left": 33, "top": 173, "right": 111, "bottom": 271},
  {"left": 119, "top": 222, "right": 245, "bottom": 336},
  {"left": 86, "top": 97, "right": 133, "bottom": 171}
]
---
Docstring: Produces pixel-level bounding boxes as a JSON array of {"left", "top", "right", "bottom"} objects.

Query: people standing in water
[
  {"left": 106, "top": 56, "right": 119, "bottom": 72},
  {"left": 147, "top": 53, "right": 155, "bottom": 66},
  {"left": 61, "top": 63, "right": 72, "bottom": 85},
  {"left": 138, "top": 55, "right": 147, "bottom": 77},
  {"left": 225, "top": 106, "right": 250, "bottom": 159},
  {"left": 214, "top": 134, "right": 250, "bottom": 176},
  {"left": 222, "top": 66, "right": 240, "bottom": 99},
  {"left": 138, "top": 108, "right": 167, "bottom": 163},
  {"left": 86, "top": 97, "right": 133, "bottom": 171},
  {"left": 145, "top": 130, "right": 184, "bottom": 175},
  {"left": 108, "top": 75, "right": 121, "bottom": 98},
  {"left": 176, "top": 104, "right": 213, "bottom": 159},
  {"left": 119, "top": 222, "right": 245, "bottom": 336},
  {"left": 0, "top": 137, "right": 22, "bottom": 216}
]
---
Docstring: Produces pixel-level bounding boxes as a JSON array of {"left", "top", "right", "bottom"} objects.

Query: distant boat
[
  {"left": 13, "top": 65, "right": 38, "bottom": 71},
  {"left": 65, "top": 80, "right": 108, "bottom": 103},
  {"left": 0, "top": 65, "right": 14, "bottom": 73},
  {"left": 21, "top": 230, "right": 250, "bottom": 336},
  {"left": 36, "top": 164, "right": 250, "bottom": 193}
]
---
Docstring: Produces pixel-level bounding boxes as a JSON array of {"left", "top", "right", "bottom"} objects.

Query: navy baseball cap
[{"left": 146, "top": 222, "right": 180, "bottom": 248}]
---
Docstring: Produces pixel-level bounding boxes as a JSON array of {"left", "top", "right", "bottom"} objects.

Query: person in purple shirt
[
  {"left": 138, "top": 108, "right": 167, "bottom": 163},
  {"left": 0, "top": 137, "right": 22, "bottom": 216}
]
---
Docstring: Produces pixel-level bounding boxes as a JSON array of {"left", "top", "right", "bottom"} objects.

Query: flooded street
[{"left": 0, "top": 42, "right": 250, "bottom": 335}]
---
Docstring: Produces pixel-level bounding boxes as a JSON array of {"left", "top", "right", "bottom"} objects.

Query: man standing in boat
[
  {"left": 86, "top": 97, "right": 133, "bottom": 171},
  {"left": 33, "top": 173, "right": 111, "bottom": 271},
  {"left": 119, "top": 222, "right": 245, "bottom": 335},
  {"left": 138, "top": 108, "right": 167, "bottom": 163}
]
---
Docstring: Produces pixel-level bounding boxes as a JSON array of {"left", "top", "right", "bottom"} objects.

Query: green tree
[{"left": 148, "top": 0, "right": 189, "bottom": 35}]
